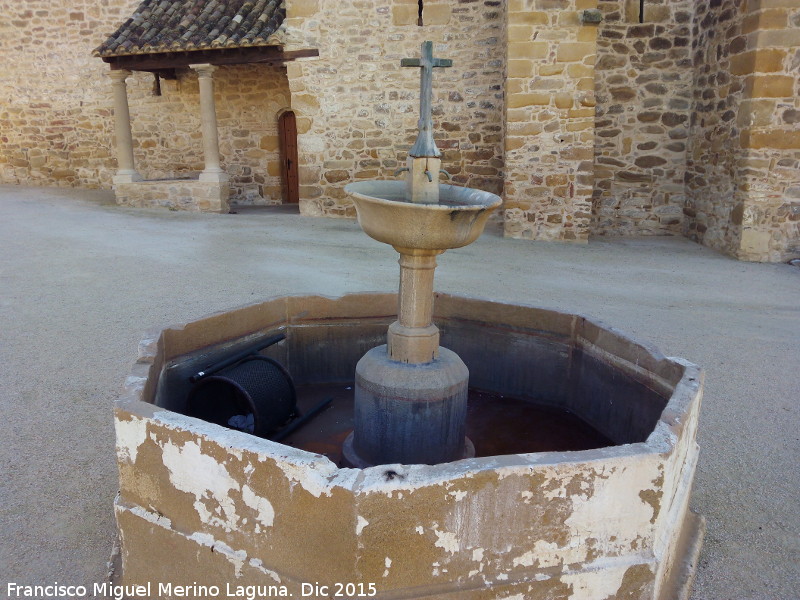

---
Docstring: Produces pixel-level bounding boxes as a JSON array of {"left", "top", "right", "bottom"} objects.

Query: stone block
[
  {"left": 745, "top": 76, "right": 795, "bottom": 98},
  {"left": 554, "top": 93, "right": 574, "bottom": 109},
  {"left": 746, "top": 130, "right": 800, "bottom": 150},
  {"left": 730, "top": 49, "right": 787, "bottom": 75},
  {"left": 556, "top": 42, "right": 595, "bottom": 63},
  {"left": 508, "top": 24, "right": 535, "bottom": 42},
  {"left": 423, "top": 4, "right": 450, "bottom": 25},
  {"left": 508, "top": 93, "right": 552, "bottom": 108},
  {"left": 391, "top": 4, "right": 417, "bottom": 25},
  {"left": 508, "top": 60, "right": 535, "bottom": 78},
  {"left": 508, "top": 42, "right": 549, "bottom": 60},
  {"left": 513, "top": 11, "right": 549, "bottom": 25},
  {"left": 287, "top": 0, "right": 318, "bottom": 18}
]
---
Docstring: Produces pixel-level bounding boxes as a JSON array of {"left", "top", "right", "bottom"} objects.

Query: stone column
[
  {"left": 190, "top": 64, "right": 227, "bottom": 182},
  {"left": 108, "top": 69, "right": 142, "bottom": 184},
  {"left": 387, "top": 250, "right": 442, "bottom": 364}
]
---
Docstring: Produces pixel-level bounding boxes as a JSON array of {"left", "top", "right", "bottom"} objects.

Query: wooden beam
[{"left": 103, "top": 47, "right": 319, "bottom": 71}]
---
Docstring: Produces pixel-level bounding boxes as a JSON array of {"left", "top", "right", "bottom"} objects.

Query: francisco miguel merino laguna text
[
  {"left": 8, "top": 581, "right": 378, "bottom": 599},
  {"left": 7, "top": 582, "right": 293, "bottom": 599}
]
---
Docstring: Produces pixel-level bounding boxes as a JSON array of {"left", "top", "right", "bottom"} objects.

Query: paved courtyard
[{"left": 0, "top": 185, "right": 798, "bottom": 599}]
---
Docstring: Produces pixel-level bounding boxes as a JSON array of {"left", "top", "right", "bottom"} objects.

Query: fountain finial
[
  {"left": 401, "top": 41, "right": 452, "bottom": 158},
  {"left": 398, "top": 41, "right": 452, "bottom": 204}
]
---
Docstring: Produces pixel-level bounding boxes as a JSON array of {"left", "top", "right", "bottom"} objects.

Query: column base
[
  {"left": 387, "top": 320, "right": 439, "bottom": 363},
  {"left": 349, "top": 344, "right": 470, "bottom": 465}
]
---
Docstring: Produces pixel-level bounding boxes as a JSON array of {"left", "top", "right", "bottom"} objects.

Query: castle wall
[
  {"left": 592, "top": 0, "right": 693, "bottom": 237},
  {"left": 501, "top": 0, "right": 599, "bottom": 243},
  {"left": 685, "top": 0, "right": 800, "bottom": 262}
]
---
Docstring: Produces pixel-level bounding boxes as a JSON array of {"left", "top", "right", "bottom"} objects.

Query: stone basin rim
[
  {"left": 345, "top": 180, "right": 503, "bottom": 211},
  {"left": 123, "top": 291, "right": 703, "bottom": 492}
]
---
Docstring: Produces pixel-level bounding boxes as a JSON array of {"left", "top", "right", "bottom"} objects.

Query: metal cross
[{"left": 401, "top": 41, "right": 452, "bottom": 157}]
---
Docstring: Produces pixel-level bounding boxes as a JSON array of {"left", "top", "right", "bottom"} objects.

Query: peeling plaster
[
  {"left": 188, "top": 532, "right": 248, "bottom": 577},
  {"left": 127, "top": 504, "right": 172, "bottom": 529},
  {"left": 116, "top": 416, "right": 148, "bottom": 464},
  {"left": 356, "top": 516, "right": 369, "bottom": 535},
  {"left": 562, "top": 565, "right": 629, "bottom": 600},
  {"left": 242, "top": 485, "right": 274, "bottom": 528},
  {"left": 161, "top": 440, "right": 240, "bottom": 530},
  {"left": 247, "top": 559, "right": 282, "bottom": 584},
  {"left": 433, "top": 528, "right": 460, "bottom": 554}
]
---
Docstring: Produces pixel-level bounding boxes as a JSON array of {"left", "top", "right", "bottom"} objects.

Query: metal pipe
[
  {"left": 271, "top": 398, "right": 333, "bottom": 442},
  {"left": 190, "top": 333, "right": 286, "bottom": 383}
]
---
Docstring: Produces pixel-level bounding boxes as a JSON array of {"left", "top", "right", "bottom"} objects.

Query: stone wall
[
  {"left": 592, "top": 0, "right": 693, "bottom": 236},
  {"left": 685, "top": 0, "right": 800, "bottom": 262},
  {"left": 0, "top": 0, "right": 290, "bottom": 205},
  {"left": 502, "top": 0, "right": 599, "bottom": 243},
  {"left": 282, "top": 0, "right": 506, "bottom": 218}
]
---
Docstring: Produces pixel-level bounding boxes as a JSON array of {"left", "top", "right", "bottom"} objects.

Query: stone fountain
[
  {"left": 343, "top": 41, "right": 501, "bottom": 467},
  {"left": 113, "top": 42, "right": 704, "bottom": 600}
]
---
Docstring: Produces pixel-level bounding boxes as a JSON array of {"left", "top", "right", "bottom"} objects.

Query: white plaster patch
[
  {"left": 188, "top": 532, "right": 247, "bottom": 577},
  {"left": 356, "top": 516, "right": 369, "bottom": 535},
  {"left": 161, "top": 439, "right": 240, "bottom": 530},
  {"left": 241, "top": 485, "right": 274, "bottom": 528},
  {"left": 127, "top": 504, "right": 172, "bottom": 529},
  {"left": 433, "top": 528, "right": 459, "bottom": 554},
  {"left": 415, "top": 526, "right": 424, "bottom": 535},
  {"left": 564, "top": 462, "right": 657, "bottom": 555},
  {"left": 248, "top": 559, "right": 282, "bottom": 583},
  {"left": 115, "top": 416, "right": 148, "bottom": 464},
  {"left": 560, "top": 565, "right": 628, "bottom": 600},
  {"left": 449, "top": 490, "right": 467, "bottom": 501},
  {"left": 513, "top": 540, "right": 559, "bottom": 569},
  {"left": 472, "top": 548, "right": 484, "bottom": 562},
  {"left": 383, "top": 557, "right": 392, "bottom": 578}
]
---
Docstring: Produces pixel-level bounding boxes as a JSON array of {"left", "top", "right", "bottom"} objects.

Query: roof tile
[{"left": 94, "top": 0, "right": 285, "bottom": 57}]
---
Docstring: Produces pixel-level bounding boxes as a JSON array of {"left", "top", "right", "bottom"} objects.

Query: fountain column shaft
[
  {"left": 398, "top": 252, "right": 436, "bottom": 327},
  {"left": 388, "top": 250, "right": 442, "bottom": 364}
]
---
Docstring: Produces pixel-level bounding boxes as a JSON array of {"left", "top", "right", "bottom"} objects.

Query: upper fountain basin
[{"left": 345, "top": 181, "right": 502, "bottom": 251}]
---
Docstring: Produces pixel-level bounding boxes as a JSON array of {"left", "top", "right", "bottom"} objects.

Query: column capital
[
  {"left": 190, "top": 63, "right": 217, "bottom": 78},
  {"left": 108, "top": 69, "right": 132, "bottom": 83}
]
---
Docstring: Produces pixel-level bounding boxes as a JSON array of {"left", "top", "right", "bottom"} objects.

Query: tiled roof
[{"left": 94, "top": 0, "right": 285, "bottom": 57}]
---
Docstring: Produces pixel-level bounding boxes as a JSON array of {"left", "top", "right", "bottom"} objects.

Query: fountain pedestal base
[{"left": 345, "top": 345, "right": 471, "bottom": 466}]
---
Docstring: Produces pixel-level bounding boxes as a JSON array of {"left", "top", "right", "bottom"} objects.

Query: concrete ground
[{"left": 0, "top": 184, "right": 797, "bottom": 600}]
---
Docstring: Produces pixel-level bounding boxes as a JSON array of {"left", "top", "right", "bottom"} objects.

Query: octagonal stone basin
[
  {"left": 117, "top": 293, "right": 703, "bottom": 600},
  {"left": 345, "top": 181, "right": 502, "bottom": 250}
]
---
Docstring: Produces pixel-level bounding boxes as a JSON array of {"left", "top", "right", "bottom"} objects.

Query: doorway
[{"left": 278, "top": 110, "right": 299, "bottom": 204}]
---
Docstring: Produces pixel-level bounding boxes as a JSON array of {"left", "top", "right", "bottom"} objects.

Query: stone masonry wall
[
  {"left": 0, "top": 0, "right": 290, "bottom": 205},
  {"left": 503, "top": 0, "right": 599, "bottom": 243},
  {"left": 686, "top": 0, "right": 800, "bottom": 262},
  {"left": 592, "top": 0, "right": 693, "bottom": 236},
  {"left": 281, "top": 0, "right": 506, "bottom": 218},
  {"left": 684, "top": 1, "right": 747, "bottom": 255},
  {"left": 732, "top": 0, "right": 800, "bottom": 261}
]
